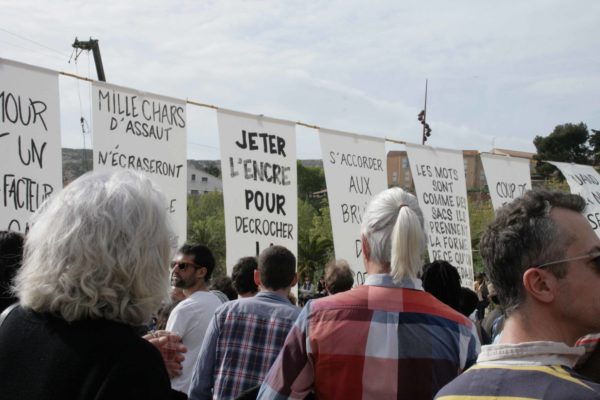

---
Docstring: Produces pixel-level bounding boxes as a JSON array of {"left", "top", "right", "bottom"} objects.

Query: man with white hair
[{"left": 258, "top": 187, "right": 480, "bottom": 399}]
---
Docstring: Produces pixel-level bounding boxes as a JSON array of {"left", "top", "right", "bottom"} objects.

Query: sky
[{"left": 1, "top": 0, "right": 599, "bottom": 160}]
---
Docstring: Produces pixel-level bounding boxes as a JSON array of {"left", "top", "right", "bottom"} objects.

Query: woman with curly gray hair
[{"left": 0, "top": 171, "right": 183, "bottom": 400}]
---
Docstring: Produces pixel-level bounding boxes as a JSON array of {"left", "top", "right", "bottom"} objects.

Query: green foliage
[
  {"left": 468, "top": 195, "right": 495, "bottom": 275},
  {"left": 297, "top": 198, "right": 333, "bottom": 281},
  {"left": 589, "top": 129, "right": 600, "bottom": 165},
  {"left": 203, "top": 164, "right": 221, "bottom": 178},
  {"left": 534, "top": 122, "right": 591, "bottom": 178},
  {"left": 297, "top": 161, "right": 326, "bottom": 204},
  {"left": 187, "top": 192, "right": 227, "bottom": 279}
]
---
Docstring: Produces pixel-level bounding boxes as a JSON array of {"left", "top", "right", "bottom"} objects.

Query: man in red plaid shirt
[{"left": 258, "top": 188, "right": 479, "bottom": 400}]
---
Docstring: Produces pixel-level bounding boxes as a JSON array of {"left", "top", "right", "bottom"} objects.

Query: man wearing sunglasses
[
  {"left": 166, "top": 244, "right": 223, "bottom": 396},
  {"left": 437, "top": 190, "right": 600, "bottom": 399}
]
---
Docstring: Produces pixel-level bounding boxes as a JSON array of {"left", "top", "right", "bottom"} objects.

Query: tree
[
  {"left": 589, "top": 129, "right": 600, "bottom": 165},
  {"left": 203, "top": 163, "right": 221, "bottom": 178},
  {"left": 187, "top": 192, "right": 227, "bottom": 278},
  {"left": 297, "top": 198, "right": 333, "bottom": 280},
  {"left": 297, "top": 161, "right": 326, "bottom": 205},
  {"left": 534, "top": 122, "right": 591, "bottom": 178}
]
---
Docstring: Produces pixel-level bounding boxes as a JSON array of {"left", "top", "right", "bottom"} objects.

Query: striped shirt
[
  {"left": 436, "top": 341, "right": 600, "bottom": 399},
  {"left": 436, "top": 364, "right": 600, "bottom": 399},
  {"left": 258, "top": 274, "right": 480, "bottom": 400},
  {"left": 188, "top": 292, "right": 300, "bottom": 400}
]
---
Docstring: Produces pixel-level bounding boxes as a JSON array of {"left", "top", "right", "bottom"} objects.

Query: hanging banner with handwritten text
[
  {"left": 406, "top": 144, "right": 473, "bottom": 288},
  {"left": 92, "top": 82, "right": 187, "bottom": 246},
  {"left": 548, "top": 161, "right": 600, "bottom": 238},
  {"left": 0, "top": 58, "right": 62, "bottom": 233},
  {"left": 319, "top": 128, "right": 387, "bottom": 284},
  {"left": 481, "top": 153, "right": 532, "bottom": 211},
  {"left": 218, "top": 109, "right": 297, "bottom": 274}
]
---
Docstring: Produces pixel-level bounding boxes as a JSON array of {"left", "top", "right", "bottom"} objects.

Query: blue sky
[{"left": 2, "top": 0, "right": 599, "bottom": 159}]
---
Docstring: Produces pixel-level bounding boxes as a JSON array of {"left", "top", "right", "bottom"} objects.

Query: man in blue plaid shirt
[{"left": 188, "top": 246, "right": 300, "bottom": 400}]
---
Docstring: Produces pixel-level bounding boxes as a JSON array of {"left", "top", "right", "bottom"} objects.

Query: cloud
[{"left": 1, "top": 0, "right": 599, "bottom": 159}]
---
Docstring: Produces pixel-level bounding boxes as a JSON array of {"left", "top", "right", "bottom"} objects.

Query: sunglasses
[
  {"left": 170, "top": 261, "right": 201, "bottom": 271},
  {"left": 534, "top": 250, "right": 600, "bottom": 270}
]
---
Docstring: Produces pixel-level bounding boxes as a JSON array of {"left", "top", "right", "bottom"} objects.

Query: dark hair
[
  {"left": 458, "top": 287, "right": 479, "bottom": 317},
  {"left": 232, "top": 257, "right": 258, "bottom": 295},
  {"left": 421, "top": 260, "right": 461, "bottom": 311},
  {"left": 178, "top": 244, "right": 216, "bottom": 281},
  {"left": 209, "top": 276, "right": 238, "bottom": 301},
  {"left": 258, "top": 245, "right": 296, "bottom": 291},
  {"left": 0, "top": 231, "right": 25, "bottom": 312},
  {"left": 324, "top": 259, "right": 354, "bottom": 294},
  {"left": 480, "top": 189, "right": 585, "bottom": 316}
]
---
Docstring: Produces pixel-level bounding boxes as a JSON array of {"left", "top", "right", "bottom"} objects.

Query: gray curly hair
[{"left": 14, "top": 170, "right": 173, "bottom": 326}]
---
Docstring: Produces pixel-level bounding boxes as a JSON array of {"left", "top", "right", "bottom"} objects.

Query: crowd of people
[{"left": 1, "top": 169, "right": 600, "bottom": 399}]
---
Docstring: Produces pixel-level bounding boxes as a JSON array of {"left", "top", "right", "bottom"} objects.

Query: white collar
[{"left": 477, "top": 341, "right": 585, "bottom": 368}]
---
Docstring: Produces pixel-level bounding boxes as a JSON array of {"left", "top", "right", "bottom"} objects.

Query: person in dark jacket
[
  {"left": 0, "top": 171, "right": 184, "bottom": 400},
  {"left": 0, "top": 230, "right": 24, "bottom": 313}
]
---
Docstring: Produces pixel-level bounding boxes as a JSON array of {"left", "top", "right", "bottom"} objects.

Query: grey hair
[
  {"left": 14, "top": 171, "right": 173, "bottom": 326},
  {"left": 361, "top": 187, "right": 426, "bottom": 280}
]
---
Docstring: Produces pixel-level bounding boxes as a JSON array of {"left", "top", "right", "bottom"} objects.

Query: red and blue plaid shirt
[
  {"left": 189, "top": 291, "right": 300, "bottom": 400},
  {"left": 258, "top": 274, "right": 480, "bottom": 400}
]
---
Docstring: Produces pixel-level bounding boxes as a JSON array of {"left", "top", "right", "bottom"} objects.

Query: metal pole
[{"left": 422, "top": 79, "right": 428, "bottom": 145}]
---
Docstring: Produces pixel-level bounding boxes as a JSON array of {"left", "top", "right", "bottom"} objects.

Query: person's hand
[{"left": 144, "top": 330, "right": 187, "bottom": 378}]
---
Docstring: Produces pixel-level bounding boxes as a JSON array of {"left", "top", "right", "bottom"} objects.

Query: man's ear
[
  {"left": 361, "top": 236, "right": 371, "bottom": 263},
  {"left": 290, "top": 273, "right": 298, "bottom": 287},
  {"left": 254, "top": 269, "right": 262, "bottom": 287},
  {"left": 522, "top": 268, "right": 556, "bottom": 304},
  {"left": 196, "top": 266, "right": 208, "bottom": 279}
]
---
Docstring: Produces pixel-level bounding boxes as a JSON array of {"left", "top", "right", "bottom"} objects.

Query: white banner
[
  {"left": 92, "top": 82, "right": 187, "bottom": 246},
  {"left": 218, "top": 109, "right": 297, "bottom": 273},
  {"left": 0, "top": 58, "right": 62, "bottom": 233},
  {"left": 481, "top": 153, "right": 532, "bottom": 211},
  {"left": 319, "top": 128, "right": 387, "bottom": 285},
  {"left": 406, "top": 144, "right": 474, "bottom": 288},
  {"left": 548, "top": 161, "right": 600, "bottom": 238}
]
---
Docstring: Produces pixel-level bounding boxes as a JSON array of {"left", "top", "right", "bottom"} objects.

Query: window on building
[
  {"left": 392, "top": 172, "right": 398, "bottom": 184},
  {"left": 402, "top": 157, "right": 409, "bottom": 169},
  {"left": 201, "top": 177, "right": 208, "bottom": 182},
  {"left": 480, "top": 170, "right": 487, "bottom": 186},
  {"left": 191, "top": 174, "right": 196, "bottom": 181},
  {"left": 404, "top": 171, "right": 411, "bottom": 182},
  {"left": 191, "top": 190, "right": 199, "bottom": 195}
]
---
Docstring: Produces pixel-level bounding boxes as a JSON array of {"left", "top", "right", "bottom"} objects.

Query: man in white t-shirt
[{"left": 166, "top": 244, "right": 223, "bottom": 395}]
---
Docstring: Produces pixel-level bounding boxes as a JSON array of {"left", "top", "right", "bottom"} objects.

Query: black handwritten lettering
[
  {"left": 415, "top": 164, "right": 432, "bottom": 177},
  {"left": 234, "top": 216, "right": 293, "bottom": 239},
  {"left": 96, "top": 146, "right": 183, "bottom": 178},
  {"left": 0, "top": 91, "right": 48, "bottom": 131},
  {"left": 235, "top": 130, "right": 287, "bottom": 156},
  {"left": 341, "top": 203, "right": 363, "bottom": 224},
  {"left": 3, "top": 174, "right": 53, "bottom": 213},
  {"left": 348, "top": 176, "right": 371, "bottom": 195},
  {"left": 18, "top": 136, "right": 46, "bottom": 168},
  {"left": 434, "top": 166, "right": 459, "bottom": 181},
  {"left": 339, "top": 153, "right": 383, "bottom": 171},
  {"left": 244, "top": 190, "right": 286, "bottom": 215}
]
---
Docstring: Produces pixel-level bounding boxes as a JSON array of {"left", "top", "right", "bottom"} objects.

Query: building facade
[
  {"left": 187, "top": 164, "right": 222, "bottom": 195},
  {"left": 387, "top": 148, "right": 536, "bottom": 191}
]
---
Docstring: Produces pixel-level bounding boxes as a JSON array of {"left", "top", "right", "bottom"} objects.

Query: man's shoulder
[
  {"left": 436, "top": 363, "right": 600, "bottom": 399},
  {"left": 218, "top": 294, "right": 299, "bottom": 319},
  {"left": 307, "top": 287, "right": 473, "bottom": 330},
  {"left": 170, "top": 291, "right": 221, "bottom": 315}
]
